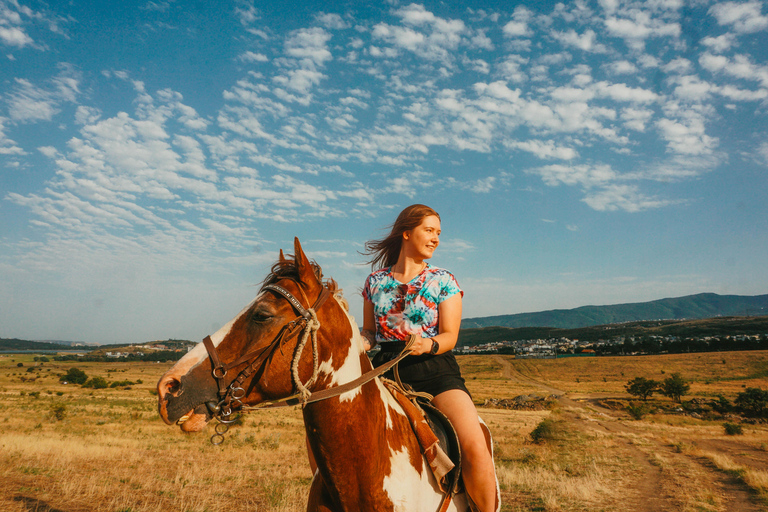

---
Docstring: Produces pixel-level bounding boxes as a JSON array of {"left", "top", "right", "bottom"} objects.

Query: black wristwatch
[{"left": 429, "top": 338, "right": 439, "bottom": 355}]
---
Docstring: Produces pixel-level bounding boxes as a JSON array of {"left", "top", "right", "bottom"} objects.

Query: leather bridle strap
[
  {"left": 243, "top": 334, "right": 418, "bottom": 409},
  {"left": 202, "top": 284, "right": 331, "bottom": 404}
]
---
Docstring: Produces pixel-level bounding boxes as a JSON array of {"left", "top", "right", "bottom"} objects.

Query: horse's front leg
[{"left": 307, "top": 471, "right": 337, "bottom": 512}]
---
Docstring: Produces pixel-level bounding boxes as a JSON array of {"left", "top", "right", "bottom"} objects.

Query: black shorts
[{"left": 372, "top": 349, "right": 471, "bottom": 398}]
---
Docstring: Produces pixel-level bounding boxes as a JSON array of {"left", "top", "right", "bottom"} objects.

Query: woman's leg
[{"left": 431, "top": 389, "right": 497, "bottom": 512}]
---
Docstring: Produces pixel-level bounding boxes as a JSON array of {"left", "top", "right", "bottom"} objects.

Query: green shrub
[
  {"left": 530, "top": 418, "right": 565, "bottom": 444},
  {"left": 62, "top": 367, "right": 87, "bottom": 385},
  {"left": 735, "top": 387, "right": 768, "bottom": 417},
  {"left": 724, "top": 422, "right": 743, "bottom": 435},
  {"left": 626, "top": 402, "right": 652, "bottom": 420},
  {"left": 84, "top": 376, "right": 108, "bottom": 389},
  {"left": 51, "top": 404, "right": 67, "bottom": 421}
]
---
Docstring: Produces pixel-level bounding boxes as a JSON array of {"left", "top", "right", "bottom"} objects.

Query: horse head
[{"left": 157, "top": 237, "right": 368, "bottom": 433}]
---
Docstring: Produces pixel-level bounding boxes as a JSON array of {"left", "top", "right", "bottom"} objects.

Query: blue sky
[{"left": 1, "top": 0, "right": 767, "bottom": 344}]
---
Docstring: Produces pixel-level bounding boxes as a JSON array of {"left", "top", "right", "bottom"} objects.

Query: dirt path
[{"left": 493, "top": 356, "right": 766, "bottom": 512}]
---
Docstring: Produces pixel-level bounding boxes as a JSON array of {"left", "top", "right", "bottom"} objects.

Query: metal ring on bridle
[
  {"left": 231, "top": 386, "right": 246, "bottom": 400},
  {"left": 218, "top": 411, "right": 241, "bottom": 424},
  {"left": 212, "top": 367, "right": 227, "bottom": 379}
]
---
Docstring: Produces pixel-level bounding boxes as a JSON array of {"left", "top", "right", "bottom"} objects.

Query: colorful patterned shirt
[{"left": 362, "top": 264, "right": 463, "bottom": 342}]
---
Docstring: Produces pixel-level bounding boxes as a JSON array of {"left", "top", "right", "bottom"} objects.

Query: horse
[{"left": 157, "top": 238, "right": 500, "bottom": 512}]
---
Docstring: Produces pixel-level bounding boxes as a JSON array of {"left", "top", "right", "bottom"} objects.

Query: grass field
[{"left": 1, "top": 350, "right": 767, "bottom": 511}]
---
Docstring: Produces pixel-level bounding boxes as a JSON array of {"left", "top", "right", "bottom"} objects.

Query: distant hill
[
  {"left": 0, "top": 338, "right": 195, "bottom": 353},
  {"left": 458, "top": 315, "right": 768, "bottom": 347},
  {"left": 0, "top": 338, "right": 77, "bottom": 352},
  {"left": 462, "top": 293, "right": 768, "bottom": 329}
]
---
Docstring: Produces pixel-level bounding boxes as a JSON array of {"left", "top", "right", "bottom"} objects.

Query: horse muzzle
[{"left": 157, "top": 364, "right": 219, "bottom": 428}]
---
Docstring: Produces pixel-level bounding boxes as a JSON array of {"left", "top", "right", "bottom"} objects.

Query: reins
[{"left": 201, "top": 282, "right": 416, "bottom": 445}]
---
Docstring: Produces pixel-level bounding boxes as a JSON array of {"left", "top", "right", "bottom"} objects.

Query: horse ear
[
  {"left": 278, "top": 249, "right": 287, "bottom": 264},
  {"left": 294, "top": 237, "right": 320, "bottom": 286}
]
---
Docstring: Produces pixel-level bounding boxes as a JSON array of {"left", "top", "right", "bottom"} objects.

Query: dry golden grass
[
  {"left": 505, "top": 351, "right": 768, "bottom": 398},
  {"left": 1, "top": 351, "right": 767, "bottom": 511}
]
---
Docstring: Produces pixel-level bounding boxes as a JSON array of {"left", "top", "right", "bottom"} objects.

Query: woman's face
[{"left": 403, "top": 215, "right": 441, "bottom": 260}]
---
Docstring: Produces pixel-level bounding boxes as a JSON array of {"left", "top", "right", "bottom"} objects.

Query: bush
[
  {"left": 724, "top": 422, "right": 743, "bottom": 435},
  {"left": 735, "top": 387, "right": 768, "bottom": 417},
  {"left": 51, "top": 404, "right": 67, "bottom": 421},
  {"left": 62, "top": 367, "right": 88, "bottom": 385},
  {"left": 626, "top": 402, "right": 652, "bottom": 420},
  {"left": 84, "top": 376, "right": 108, "bottom": 389},
  {"left": 109, "top": 380, "right": 136, "bottom": 388},
  {"left": 530, "top": 418, "right": 565, "bottom": 444}
]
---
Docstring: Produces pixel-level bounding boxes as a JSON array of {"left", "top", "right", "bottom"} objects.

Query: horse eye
[{"left": 251, "top": 309, "right": 274, "bottom": 323}]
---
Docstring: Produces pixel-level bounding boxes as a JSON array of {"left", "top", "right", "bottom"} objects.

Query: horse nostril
[{"left": 163, "top": 377, "right": 183, "bottom": 397}]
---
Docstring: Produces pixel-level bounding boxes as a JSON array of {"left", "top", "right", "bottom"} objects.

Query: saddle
[{"left": 382, "top": 380, "right": 462, "bottom": 498}]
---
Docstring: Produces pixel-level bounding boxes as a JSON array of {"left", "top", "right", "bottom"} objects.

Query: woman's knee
[{"left": 458, "top": 431, "right": 491, "bottom": 461}]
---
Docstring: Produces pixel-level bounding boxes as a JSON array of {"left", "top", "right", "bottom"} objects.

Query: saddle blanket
[{"left": 383, "top": 380, "right": 455, "bottom": 492}]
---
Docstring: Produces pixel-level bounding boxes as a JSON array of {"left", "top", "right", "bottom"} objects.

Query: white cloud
[
  {"left": 0, "top": 116, "right": 24, "bottom": 155},
  {"left": 6, "top": 66, "right": 81, "bottom": 123},
  {"left": 240, "top": 51, "right": 268, "bottom": 63},
  {"left": 701, "top": 34, "right": 736, "bottom": 53},
  {"left": 656, "top": 116, "right": 718, "bottom": 155},
  {"left": 583, "top": 184, "right": 672, "bottom": 212},
  {"left": 756, "top": 141, "right": 768, "bottom": 166},
  {"left": 0, "top": 24, "right": 32, "bottom": 47},
  {"left": 0, "top": 1, "right": 35, "bottom": 48},
  {"left": 502, "top": 6, "right": 534, "bottom": 38},
  {"left": 551, "top": 29, "right": 607, "bottom": 53},
  {"left": 530, "top": 163, "right": 617, "bottom": 188},
  {"left": 371, "top": 4, "right": 466, "bottom": 64},
  {"left": 709, "top": 1, "right": 768, "bottom": 34},
  {"left": 621, "top": 107, "right": 654, "bottom": 131},
  {"left": 470, "top": 176, "right": 496, "bottom": 193},
  {"left": 606, "top": 60, "right": 638, "bottom": 75},
  {"left": 699, "top": 53, "right": 768, "bottom": 88},
  {"left": 314, "top": 12, "right": 349, "bottom": 30},
  {"left": 662, "top": 57, "right": 692, "bottom": 74},
  {"left": 506, "top": 139, "right": 579, "bottom": 160},
  {"left": 604, "top": 13, "right": 681, "bottom": 50},
  {"left": 284, "top": 27, "right": 332, "bottom": 66}
]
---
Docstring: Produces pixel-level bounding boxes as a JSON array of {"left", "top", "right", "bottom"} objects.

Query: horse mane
[{"left": 261, "top": 256, "right": 347, "bottom": 310}]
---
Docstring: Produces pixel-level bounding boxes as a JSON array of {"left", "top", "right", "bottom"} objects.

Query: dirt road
[{"left": 493, "top": 355, "right": 766, "bottom": 512}]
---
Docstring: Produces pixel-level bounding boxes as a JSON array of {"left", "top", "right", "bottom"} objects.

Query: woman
[{"left": 362, "top": 204, "right": 497, "bottom": 512}]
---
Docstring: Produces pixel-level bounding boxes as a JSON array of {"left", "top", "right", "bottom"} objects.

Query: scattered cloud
[{"left": 709, "top": 1, "right": 768, "bottom": 34}]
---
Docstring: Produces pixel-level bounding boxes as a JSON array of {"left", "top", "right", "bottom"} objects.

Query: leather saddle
[{"left": 418, "top": 398, "right": 463, "bottom": 496}]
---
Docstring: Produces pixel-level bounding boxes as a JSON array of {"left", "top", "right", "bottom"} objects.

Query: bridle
[
  {"left": 201, "top": 282, "right": 330, "bottom": 442},
  {"left": 201, "top": 280, "right": 415, "bottom": 445}
]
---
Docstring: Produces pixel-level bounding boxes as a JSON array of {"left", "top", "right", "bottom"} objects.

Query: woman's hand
[{"left": 407, "top": 335, "right": 437, "bottom": 356}]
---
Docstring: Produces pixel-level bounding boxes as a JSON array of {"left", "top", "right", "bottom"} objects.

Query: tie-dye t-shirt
[{"left": 362, "top": 264, "right": 463, "bottom": 342}]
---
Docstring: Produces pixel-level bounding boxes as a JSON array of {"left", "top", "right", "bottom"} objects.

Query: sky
[{"left": 1, "top": 0, "right": 767, "bottom": 344}]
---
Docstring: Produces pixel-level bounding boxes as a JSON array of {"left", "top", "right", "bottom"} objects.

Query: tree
[
  {"left": 62, "top": 367, "right": 87, "bottom": 385},
  {"left": 625, "top": 377, "right": 659, "bottom": 400},
  {"left": 660, "top": 373, "right": 690, "bottom": 403},
  {"left": 735, "top": 387, "right": 768, "bottom": 417}
]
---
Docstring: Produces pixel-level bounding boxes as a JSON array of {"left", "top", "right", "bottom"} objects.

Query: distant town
[{"left": 456, "top": 333, "right": 768, "bottom": 358}]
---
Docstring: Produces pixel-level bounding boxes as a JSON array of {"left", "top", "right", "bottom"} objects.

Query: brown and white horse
[{"left": 157, "top": 238, "right": 498, "bottom": 512}]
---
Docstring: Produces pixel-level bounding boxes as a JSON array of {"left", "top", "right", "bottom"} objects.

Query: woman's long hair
[{"left": 363, "top": 204, "right": 440, "bottom": 270}]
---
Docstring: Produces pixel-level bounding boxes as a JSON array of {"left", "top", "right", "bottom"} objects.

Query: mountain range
[{"left": 462, "top": 293, "right": 768, "bottom": 329}]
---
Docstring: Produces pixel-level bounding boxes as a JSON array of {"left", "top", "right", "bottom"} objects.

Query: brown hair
[{"left": 362, "top": 204, "right": 440, "bottom": 270}]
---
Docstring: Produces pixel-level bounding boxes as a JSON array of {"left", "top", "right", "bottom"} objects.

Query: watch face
[{"left": 430, "top": 339, "right": 439, "bottom": 354}]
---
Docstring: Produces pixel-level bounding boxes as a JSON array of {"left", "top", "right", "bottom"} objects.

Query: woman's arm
[
  {"left": 361, "top": 299, "right": 377, "bottom": 351},
  {"left": 409, "top": 292, "right": 462, "bottom": 356}
]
